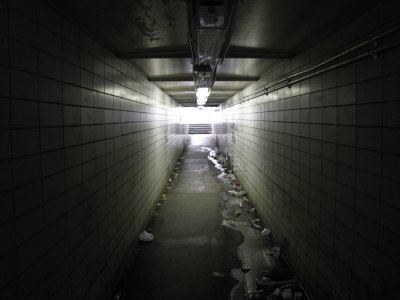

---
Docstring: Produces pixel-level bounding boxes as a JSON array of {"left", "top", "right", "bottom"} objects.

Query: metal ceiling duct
[{"left": 187, "top": 0, "right": 240, "bottom": 105}]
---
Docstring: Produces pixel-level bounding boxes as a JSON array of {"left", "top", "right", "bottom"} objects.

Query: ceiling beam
[
  {"left": 166, "top": 93, "right": 234, "bottom": 97},
  {"left": 117, "top": 47, "right": 294, "bottom": 59},
  {"left": 118, "top": 48, "right": 190, "bottom": 59},
  {"left": 163, "top": 87, "right": 242, "bottom": 92},
  {"left": 149, "top": 75, "right": 259, "bottom": 81},
  {"left": 227, "top": 46, "right": 294, "bottom": 59}
]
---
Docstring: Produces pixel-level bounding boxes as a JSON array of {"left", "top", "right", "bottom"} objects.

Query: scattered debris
[
  {"left": 256, "top": 276, "right": 271, "bottom": 287},
  {"left": 222, "top": 219, "right": 234, "bottom": 227},
  {"left": 246, "top": 290, "right": 266, "bottom": 300},
  {"left": 251, "top": 218, "right": 263, "bottom": 230},
  {"left": 252, "top": 223, "right": 262, "bottom": 230},
  {"left": 270, "top": 287, "right": 295, "bottom": 299},
  {"left": 139, "top": 231, "right": 154, "bottom": 242},
  {"left": 261, "top": 228, "right": 271, "bottom": 238},
  {"left": 212, "top": 272, "right": 226, "bottom": 277},
  {"left": 226, "top": 174, "right": 236, "bottom": 181},
  {"left": 267, "top": 246, "right": 281, "bottom": 259},
  {"left": 207, "top": 146, "right": 307, "bottom": 299},
  {"left": 228, "top": 190, "right": 246, "bottom": 197}
]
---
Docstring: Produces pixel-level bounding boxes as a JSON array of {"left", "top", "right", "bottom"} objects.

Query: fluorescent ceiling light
[
  {"left": 196, "top": 87, "right": 210, "bottom": 106},
  {"left": 196, "top": 87, "right": 210, "bottom": 98}
]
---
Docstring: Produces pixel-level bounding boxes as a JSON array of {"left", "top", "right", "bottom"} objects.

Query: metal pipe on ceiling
[
  {"left": 262, "top": 23, "right": 400, "bottom": 92},
  {"left": 219, "top": 23, "right": 400, "bottom": 109}
]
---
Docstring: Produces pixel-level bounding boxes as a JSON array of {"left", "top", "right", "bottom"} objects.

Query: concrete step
[{"left": 188, "top": 123, "right": 212, "bottom": 134}]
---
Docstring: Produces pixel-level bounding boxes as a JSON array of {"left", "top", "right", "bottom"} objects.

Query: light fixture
[
  {"left": 187, "top": 0, "right": 240, "bottom": 107},
  {"left": 196, "top": 87, "right": 210, "bottom": 106}
]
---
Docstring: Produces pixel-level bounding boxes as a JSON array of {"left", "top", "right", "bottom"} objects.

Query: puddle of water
[
  {"left": 190, "top": 134, "right": 214, "bottom": 146},
  {"left": 201, "top": 146, "right": 212, "bottom": 152},
  {"left": 207, "top": 146, "right": 284, "bottom": 298}
]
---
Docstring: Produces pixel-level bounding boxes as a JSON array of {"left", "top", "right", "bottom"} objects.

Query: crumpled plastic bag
[
  {"left": 139, "top": 230, "right": 154, "bottom": 242},
  {"left": 228, "top": 190, "right": 246, "bottom": 197},
  {"left": 251, "top": 218, "right": 263, "bottom": 230},
  {"left": 261, "top": 228, "right": 271, "bottom": 238},
  {"left": 267, "top": 246, "right": 280, "bottom": 259}
]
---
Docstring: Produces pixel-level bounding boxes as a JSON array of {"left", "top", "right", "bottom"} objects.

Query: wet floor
[
  {"left": 115, "top": 134, "right": 306, "bottom": 300},
  {"left": 117, "top": 135, "right": 243, "bottom": 300}
]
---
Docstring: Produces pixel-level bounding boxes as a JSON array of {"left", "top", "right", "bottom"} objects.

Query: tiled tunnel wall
[
  {"left": 0, "top": 0, "right": 187, "bottom": 299},
  {"left": 215, "top": 2, "right": 400, "bottom": 299}
]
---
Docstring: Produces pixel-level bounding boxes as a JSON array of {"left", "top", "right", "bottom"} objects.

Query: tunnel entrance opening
[
  {"left": 181, "top": 107, "right": 216, "bottom": 124},
  {"left": 181, "top": 107, "right": 216, "bottom": 134}
]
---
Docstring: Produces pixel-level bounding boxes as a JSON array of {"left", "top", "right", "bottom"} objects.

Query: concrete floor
[{"left": 117, "top": 135, "right": 244, "bottom": 300}]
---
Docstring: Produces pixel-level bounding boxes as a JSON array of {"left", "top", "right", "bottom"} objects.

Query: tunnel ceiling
[{"left": 50, "top": 0, "right": 380, "bottom": 107}]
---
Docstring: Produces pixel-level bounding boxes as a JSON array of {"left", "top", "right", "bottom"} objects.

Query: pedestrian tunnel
[{"left": 1, "top": 0, "right": 400, "bottom": 299}]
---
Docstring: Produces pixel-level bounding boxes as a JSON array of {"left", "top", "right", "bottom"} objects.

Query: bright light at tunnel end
[
  {"left": 181, "top": 106, "right": 216, "bottom": 124},
  {"left": 196, "top": 87, "right": 210, "bottom": 106}
]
